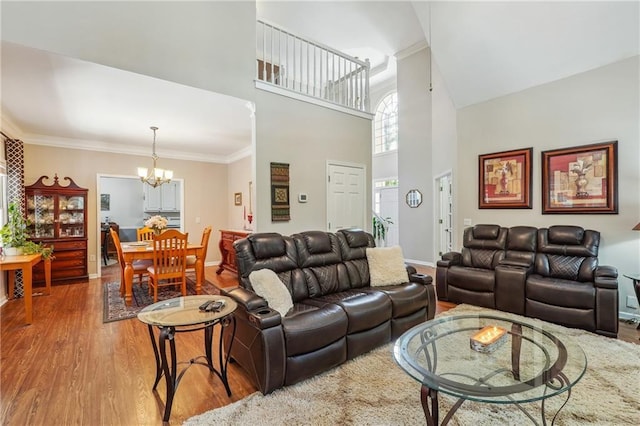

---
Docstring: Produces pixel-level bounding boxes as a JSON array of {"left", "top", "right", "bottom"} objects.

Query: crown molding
[
  {"left": 21, "top": 133, "right": 249, "bottom": 164},
  {"left": 395, "top": 40, "right": 429, "bottom": 61},
  {"left": 0, "top": 113, "right": 25, "bottom": 140}
]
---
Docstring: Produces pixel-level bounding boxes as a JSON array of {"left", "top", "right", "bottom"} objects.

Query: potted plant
[
  {"left": 372, "top": 213, "right": 393, "bottom": 247},
  {"left": 22, "top": 241, "right": 54, "bottom": 260},
  {"left": 0, "top": 201, "right": 28, "bottom": 255}
]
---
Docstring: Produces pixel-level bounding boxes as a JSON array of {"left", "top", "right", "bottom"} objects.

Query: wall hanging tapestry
[
  {"left": 270, "top": 162, "right": 290, "bottom": 221},
  {"left": 541, "top": 141, "right": 618, "bottom": 214}
]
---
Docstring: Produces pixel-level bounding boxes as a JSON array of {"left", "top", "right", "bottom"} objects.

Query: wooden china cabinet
[{"left": 25, "top": 174, "right": 88, "bottom": 285}]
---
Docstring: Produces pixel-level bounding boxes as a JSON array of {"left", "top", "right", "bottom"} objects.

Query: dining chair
[
  {"left": 110, "top": 228, "right": 152, "bottom": 297},
  {"left": 147, "top": 229, "right": 189, "bottom": 303},
  {"left": 186, "top": 226, "right": 212, "bottom": 277},
  {"left": 101, "top": 225, "right": 110, "bottom": 266},
  {"left": 137, "top": 226, "right": 155, "bottom": 241}
]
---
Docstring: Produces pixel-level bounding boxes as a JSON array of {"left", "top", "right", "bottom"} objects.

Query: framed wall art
[
  {"left": 270, "top": 162, "right": 290, "bottom": 221},
  {"left": 100, "top": 193, "right": 110, "bottom": 211},
  {"left": 541, "top": 141, "right": 618, "bottom": 214},
  {"left": 479, "top": 147, "right": 532, "bottom": 209}
]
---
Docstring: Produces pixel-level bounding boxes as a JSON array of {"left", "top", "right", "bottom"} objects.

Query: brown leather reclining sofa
[
  {"left": 436, "top": 224, "right": 618, "bottom": 337},
  {"left": 222, "top": 229, "right": 436, "bottom": 394}
]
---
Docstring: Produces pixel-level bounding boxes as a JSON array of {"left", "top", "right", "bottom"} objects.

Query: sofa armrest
[
  {"left": 405, "top": 264, "right": 417, "bottom": 276},
  {"left": 223, "top": 286, "right": 268, "bottom": 311},
  {"left": 410, "top": 272, "right": 433, "bottom": 286},
  {"left": 437, "top": 251, "right": 461, "bottom": 268},
  {"left": 594, "top": 265, "right": 618, "bottom": 289},
  {"left": 223, "top": 286, "right": 282, "bottom": 329}
]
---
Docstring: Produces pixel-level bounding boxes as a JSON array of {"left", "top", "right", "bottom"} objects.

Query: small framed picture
[
  {"left": 541, "top": 141, "right": 618, "bottom": 214},
  {"left": 479, "top": 147, "right": 532, "bottom": 209},
  {"left": 100, "top": 194, "right": 110, "bottom": 211},
  {"left": 234, "top": 192, "right": 242, "bottom": 206}
]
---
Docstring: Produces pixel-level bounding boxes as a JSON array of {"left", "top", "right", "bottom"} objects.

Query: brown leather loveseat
[
  {"left": 436, "top": 224, "right": 618, "bottom": 337},
  {"left": 222, "top": 229, "right": 436, "bottom": 394}
]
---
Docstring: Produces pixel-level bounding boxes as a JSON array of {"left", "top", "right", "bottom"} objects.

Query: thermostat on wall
[{"left": 298, "top": 193, "right": 308, "bottom": 203}]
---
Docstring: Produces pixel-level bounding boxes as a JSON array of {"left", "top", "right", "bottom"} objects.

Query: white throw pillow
[
  {"left": 249, "top": 269, "right": 294, "bottom": 316},
  {"left": 366, "top": 246, "right": 409, "bottom": 287}
]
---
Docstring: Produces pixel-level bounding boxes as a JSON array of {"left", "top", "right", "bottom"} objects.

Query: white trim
[
  {"left": 23, "top": 134, "right": 242, "bottom": 164},
  {"left": 256, "top": 81, "right": 374, "bottom": 120},
  {"left": 0, "top": 113, "right": 25, "bottom": 140},
  {"left": 619, "top": 311, "right": 640, "bottom": 322},
  {"left": 395, "top": 41, "right": 429, "bottom": 61},
  {"left": 404, "top": 258, "right": 435, "bottom": 268}
]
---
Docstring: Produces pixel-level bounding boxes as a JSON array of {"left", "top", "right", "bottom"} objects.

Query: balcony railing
[{"left": 256, "top": 19, "right": 370, "bottom": 113}]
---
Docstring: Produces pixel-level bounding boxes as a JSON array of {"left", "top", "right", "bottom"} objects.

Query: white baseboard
[
  {"left": 619, "top": 311, "right": 640, "bottom": 323},
  {"left": 404, "top": 258, "right": 435, "bottom": 268}
]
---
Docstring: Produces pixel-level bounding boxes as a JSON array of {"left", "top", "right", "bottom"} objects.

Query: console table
[
  {"left": 216, "top": 229, "right": 250, "bottom": 275},
  {"left": 1, "top": 253, "right": 52, "bottom": 324}
]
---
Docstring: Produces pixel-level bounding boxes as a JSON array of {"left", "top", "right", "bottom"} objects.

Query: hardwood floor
[{"left": 1, "top": 264, "right": 637, "bottom": 425}]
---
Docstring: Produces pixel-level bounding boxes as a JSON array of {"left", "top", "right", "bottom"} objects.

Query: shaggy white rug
[{"left": 184, "top": 304, "right": 640, "bottom": 425}]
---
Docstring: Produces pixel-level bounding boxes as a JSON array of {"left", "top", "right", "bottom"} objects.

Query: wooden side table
[
  {"left": 1, "top": 253, "right": 52, "bottom": 324},
  {"left": 137, "top": 295, "right": 237, "bottom": 421},
  {"left": 623, "top": 273, "right": 640, "bottom": 329}
]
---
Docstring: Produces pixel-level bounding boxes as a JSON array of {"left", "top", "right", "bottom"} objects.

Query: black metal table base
[
  {"left": 146, "top": 315, "right": 236, "bottom": 422},
  {"left": 419, "top": 373, "right": 572, "bottom": 426},
  {"left": 417, "top": 322, "right": 572, "bottom": 425}
]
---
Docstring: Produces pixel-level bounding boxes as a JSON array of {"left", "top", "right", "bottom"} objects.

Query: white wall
[
  {"left": 1, "top": 1, "right": 256, "bottom": 102},
  {"left": 99, "top": 177, "right": 144, "bottom": 228},
  {"left": 254, "top": 90, "right": 372, "bottom": 235},
  {"left": 457, "top": 56, "right": 640, "bottom": 319},
  {"left": 397, "top": 47, "right": 433, "bottom": 264},
  {"left": 227, "top": 155, "right": 252, "bottom": 231}
]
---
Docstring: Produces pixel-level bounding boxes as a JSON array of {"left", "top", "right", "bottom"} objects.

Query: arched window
[{"left": 373, "top": 92, "right": 398, "bottom": 154}]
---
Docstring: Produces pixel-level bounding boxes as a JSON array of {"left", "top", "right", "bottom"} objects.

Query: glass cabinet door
[
  {"left": 26, "top": 194, "right": 55, "bottom": 239},
  {"left": 59, "top": 195, "right": 85, "bottom": 238}
]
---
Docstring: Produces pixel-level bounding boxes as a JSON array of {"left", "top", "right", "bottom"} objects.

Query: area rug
[
  {"left": 103, "top": 277, "right": 219, "bottom": 323},
  {"left": 184, "top": 304, "right": 640, "bottom": 426}
]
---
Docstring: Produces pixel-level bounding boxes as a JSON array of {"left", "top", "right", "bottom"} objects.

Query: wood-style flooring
[{"left": 1, "top": 264, "right": 637, "bottom": 425}]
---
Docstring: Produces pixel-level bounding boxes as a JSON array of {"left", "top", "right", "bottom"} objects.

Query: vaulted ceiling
[{"left": 2, "top": 1, "right": 638, "bottom": 161}]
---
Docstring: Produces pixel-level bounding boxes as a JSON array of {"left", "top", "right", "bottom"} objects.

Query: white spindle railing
[{"left": 256, "top": 19, "right": 370, "bottom": 113}]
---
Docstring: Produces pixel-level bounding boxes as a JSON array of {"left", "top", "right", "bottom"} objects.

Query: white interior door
[
  {"left": 327, "top": 163, "right": 365, "bottom": 231},
  {"left": 436, "top": 173, "right": 453, "bottom": 256}
]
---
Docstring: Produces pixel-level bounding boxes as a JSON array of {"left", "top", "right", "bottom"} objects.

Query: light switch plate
[{"left": 463, "top": 218, "right": 472, "bottom": 226}]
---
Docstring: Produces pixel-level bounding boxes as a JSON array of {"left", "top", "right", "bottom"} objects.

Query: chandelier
[{"left": 137, "top": 126, "right": 173, "bottom": 188}]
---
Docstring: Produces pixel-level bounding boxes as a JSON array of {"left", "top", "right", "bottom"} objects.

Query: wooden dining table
[
  {"left": 1, "top": 253, "right": 52, "bottom": 324},
  {"left": 120, "top": 241, "right": 205, "bottom": 306}
]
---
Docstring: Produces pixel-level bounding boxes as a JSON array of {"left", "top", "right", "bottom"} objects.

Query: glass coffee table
[
  {"left": 138, "top": 295, "right": 237, "bottom": 422},
  {"left": 394, "top": 314, "right": 586, "bottom": 425}
]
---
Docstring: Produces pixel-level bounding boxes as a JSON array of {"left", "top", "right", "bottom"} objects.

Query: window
[{"left": 373, "top": 92, "right": 398, "bottom": 154}]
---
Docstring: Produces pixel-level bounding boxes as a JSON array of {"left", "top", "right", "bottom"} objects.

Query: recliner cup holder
[{"left": 257, "top": 309, "right": 272, "bottom": 315}]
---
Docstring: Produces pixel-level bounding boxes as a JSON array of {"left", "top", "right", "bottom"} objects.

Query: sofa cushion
[
  {"left": 548, "top": 226, "right": 584, "bottom": 245},
  {"left": 366, "top": 246, "right": 409, "bottom": 286},
  {"left": 367, "top": 282, "right": 428, "bottom": 318},
  {"left": 282, "top": 303, "right": 348, "bottom": 356},
  {"left": 309, "top": 290, "right": 392, "bottom": 333},
  {"left": 526, "top": 275, "right": 596, "bottom": 309},
  {"left": 249, "top": 269, "right": 294, "bottom": 316},
  {"left": 447, "top": 266, "right": 495, "bottom": 292}
]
